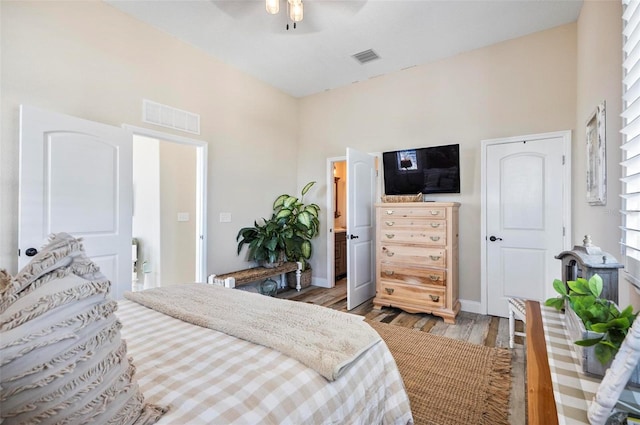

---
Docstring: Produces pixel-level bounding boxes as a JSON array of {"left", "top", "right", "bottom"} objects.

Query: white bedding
[{"left": 117, "top": 299, "right": 414, "bottom": 425}]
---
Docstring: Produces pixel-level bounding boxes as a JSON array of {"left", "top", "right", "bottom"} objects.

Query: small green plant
[{"left": 545, "top": 274, "right": 637, "bottom": 365}]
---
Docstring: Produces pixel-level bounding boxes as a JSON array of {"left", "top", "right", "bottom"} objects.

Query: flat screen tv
[{"left": 382, "top": 144, "right": 460, "bottom": 195}]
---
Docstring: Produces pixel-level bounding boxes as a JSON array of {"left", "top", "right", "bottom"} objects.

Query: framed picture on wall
[{"left": 586, "top": 100, "right": 606, "bottom": 206}]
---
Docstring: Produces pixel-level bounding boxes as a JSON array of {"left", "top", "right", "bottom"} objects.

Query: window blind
[{"left": 621, "top": 0, "right": 640, "bottom": 288}]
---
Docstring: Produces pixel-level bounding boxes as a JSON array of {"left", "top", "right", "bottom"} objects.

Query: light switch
[
  {"left": 177, "top": 212, "right": 190, "bottom": 222},
  {"left": 220, "top": 212, "right": 232, "bottom": 223}
]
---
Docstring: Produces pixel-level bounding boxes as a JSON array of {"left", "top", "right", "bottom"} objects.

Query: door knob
[
  {"left": 348, "top": 234, "right": 359, "bottom": 240},
  {"left": 489, "top": 236, "right": 503, "bottom": 242},
  {"left": 25, "top": 247, "right": 38, "bottom": 256}
]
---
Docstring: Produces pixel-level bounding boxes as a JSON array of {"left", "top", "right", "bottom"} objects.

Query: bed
[
  {"left": 0, "top": 233, "right": 413, "bottom": 425},
  {"left": 117, "top": 296, "right": 413, "bottom": 424}
]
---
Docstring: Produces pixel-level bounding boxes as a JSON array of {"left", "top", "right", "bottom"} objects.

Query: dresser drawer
[
  {"left": 379, "top": 265, "right": 446, "bottom": 287},
  {"left": 380, "top": 217, "right": 446, "bottom": 231},
  {"left": 379, "top": 245, "right": 446, "bottom": 267},
  {"left": 380, "top": 229, "right": 446, "bottom": 245},
  {"left": 377, "top": 283, "right": 445, "bottom": 307},
  {"left": 379, "top": 207, "right": 446, "bottom": 219}
]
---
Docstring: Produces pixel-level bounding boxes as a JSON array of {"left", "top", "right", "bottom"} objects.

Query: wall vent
[
  {"left": 143, "top": 99, "right": 200, "bottom": 135},
  {"left": 352, "top": 49, "right": 380, "bottom": 64}
]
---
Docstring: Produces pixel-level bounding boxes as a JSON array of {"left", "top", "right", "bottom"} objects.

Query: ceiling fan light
[
  {"left": 266, "top": 0, "right": 279, "bottom": 15},
  {"left": 288, "top": 0, "right": 302, "bottom": 5},
  {"left": 289, "top": 1, "right": 303, "bottom": 22}
]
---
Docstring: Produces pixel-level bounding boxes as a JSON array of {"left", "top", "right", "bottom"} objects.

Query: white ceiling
[{"left": 105, "top": 0, "right": 584, "bottom": 98}]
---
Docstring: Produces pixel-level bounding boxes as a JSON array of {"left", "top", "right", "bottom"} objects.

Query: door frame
[
  {"left": 124, "top": 125, "right": 208, "bottom": 283},
  {"left": 480, "top": 130, "right": 572, "bottom": 315},
  {"left": 325, "top": 152, "right": 383, "bottom": 292},
  {"left": 325, "top": 156, "right": 345, "bottom": 289}
]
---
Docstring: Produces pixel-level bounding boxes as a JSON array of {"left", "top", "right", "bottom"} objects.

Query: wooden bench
[{"left": 208, "top": 261, "right": 303, "bottom": 291}]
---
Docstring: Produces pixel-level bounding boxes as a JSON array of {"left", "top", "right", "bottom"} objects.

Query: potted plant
[
  {"left": 273, "top": 181, "right": 320, "bottom": 289},
  {"left": 236, "top": 214, "right": 290, "bottom": 268},
  {"left": 545, "top": 274, "right": 639, "bottom": 383}
]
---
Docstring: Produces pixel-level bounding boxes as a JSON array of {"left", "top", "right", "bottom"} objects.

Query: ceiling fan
[{"left": 210, "top": 0, "right": 367, "bottom": 34}]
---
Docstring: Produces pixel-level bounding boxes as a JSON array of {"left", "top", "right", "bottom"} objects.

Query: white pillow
[{"left": 0, "top": 233, "right": 167, "bottom": 424}]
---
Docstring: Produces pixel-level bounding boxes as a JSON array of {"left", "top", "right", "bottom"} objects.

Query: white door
[
  {"left": 346, "top": 147, "right": 377, "bottom": 310},
  {"left": 19, "top": 105, "right": 132, "bottom": 299},
  {"left": 484, "top": 132, "right": 570, "bottom": 317}
]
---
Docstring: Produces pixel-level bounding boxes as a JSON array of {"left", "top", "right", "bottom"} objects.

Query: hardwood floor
[{"left": 276, "top": 280, "right": 526, "bottom": 425}]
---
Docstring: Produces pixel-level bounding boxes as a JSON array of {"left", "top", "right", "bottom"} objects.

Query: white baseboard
[
  {"left": 459, "top": 299, "right": 484, "bottom": 315},
  {"left": 312, "top": 277, "right": 330, "bottom": 288}
]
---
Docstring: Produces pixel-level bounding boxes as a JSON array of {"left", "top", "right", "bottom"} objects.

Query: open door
[
  {"left": 346, "top": 147, "right": 377, "bottom": 309},
  {"left": 18, "top": 105, "right": 132, "bottom": 299}
]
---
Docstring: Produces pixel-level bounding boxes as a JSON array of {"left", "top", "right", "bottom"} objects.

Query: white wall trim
[
  {"left": 459, "top": 299, "right": 483, "bottom": 314},
  {"left": 124, "top": 124, "right": 209, "bottom": 283},
  {"left": 480, "top": 130, "right": 572, "bottom": 315}
]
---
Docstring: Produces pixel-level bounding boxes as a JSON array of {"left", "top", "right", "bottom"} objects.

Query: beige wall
[
  {"left": 159, "top": 141, "right": 197, "bottom": 286},
  {"left": 299, "top": 24, "right": 578, "bottom": 304},
  {"left": 0, "top": 1, "right": 299, "bottom": 275},
  {"left": 575, "top": 1, "right": 637, "bottom": 308}
]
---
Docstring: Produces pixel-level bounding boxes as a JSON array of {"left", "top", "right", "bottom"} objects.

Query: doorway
[
  {"left": 481, "top": 130, "right": 571, "bottom": 317},
  {"left": 327, "top": 157, "right": 347, "bottom": 288},
  {"left": 127, "top": 126, "right": 207, "bottom": 289},
  {"left": 326, "top": 151, "right": 381, "bottom": 310}
]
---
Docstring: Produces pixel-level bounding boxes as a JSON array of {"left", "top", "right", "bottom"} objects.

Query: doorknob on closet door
[{"left": 488, "top": 236, "right": 503, "bottom": 242}]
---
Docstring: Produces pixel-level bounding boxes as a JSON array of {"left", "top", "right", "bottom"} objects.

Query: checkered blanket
[{"left": 117, "top": 299, "right": 414, "bottom": 425}]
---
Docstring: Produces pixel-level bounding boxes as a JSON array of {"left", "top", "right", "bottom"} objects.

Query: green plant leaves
[
  {"left": 301, "top": 181, "right": 316, "bottom": 196},
  {"left": 244, "top": 182, "right": 321, "bottom": 269},
  {"left": 552, "top": 279, "right": 566, "bottom": 296},
  {"left": 568, "top": 278, "right": 590, "bottom": 295},
  {"left": 594, "top": 342, "right": 615, "bottom": 365},
  {"left": 545, "top": 272, "right": 638, "bottom": 366},
  {"left": 544, "top": 297, "right": 565, "bottom": 310},
  {"left": 588, "top": 274, "right": 603, "bottom": 298}
]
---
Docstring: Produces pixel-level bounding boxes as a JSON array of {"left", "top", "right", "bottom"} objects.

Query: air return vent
[
  {"left": 143, "top": 99, "right": 200, "bottom": 135},
  {"left": 352, "top": 49, "right": 380, "bottom": 64}
]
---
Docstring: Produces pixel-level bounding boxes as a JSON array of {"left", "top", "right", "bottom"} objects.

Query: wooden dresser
[{"left": 373, "top": 202, "right": 460, "bottom": 324}]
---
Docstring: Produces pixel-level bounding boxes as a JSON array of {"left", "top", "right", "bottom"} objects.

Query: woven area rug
[{"left": 368, "top": 320, "right": 512, "bottom": 425}]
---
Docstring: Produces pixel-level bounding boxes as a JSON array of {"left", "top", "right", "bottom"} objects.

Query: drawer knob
[
  {"left": 430, "top": 236, "right": 441, "bottom": 242},
  {"left": 429, "top": 295, "right": 440, "bottom": 302},
  {"left": 385, "top": 288, "right": 395, "bottom": 295},
  {"left": 430, "top": 211, "right": 439, "bottom": 216},
  {"left": 385, "top": 233, "right": 395, "bottom": 239},
  {"left": 429, "top": 275, "right": 441, "bottom": 281},
  {"left": 386, "top": 210, "right": 394, "bottom": 215},
  {"left": 429, "top": 255, "right": 441, "bottom": 261},
  {"left": 386, "top": 251, "right": 395, "bottom": 257},
  {"left": 384, "top": 270, "right": 395, "bottom": 276},
  {"left": 430, "top": 223, "right": 440, "bottom": 228},
  {"left": 385, "top": 221, "right": 395, "bottom": 226}
]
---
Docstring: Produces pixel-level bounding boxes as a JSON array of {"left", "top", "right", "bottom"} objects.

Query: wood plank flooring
[{"left": 276, "top": 280, "right": 526, "bottom": 425}]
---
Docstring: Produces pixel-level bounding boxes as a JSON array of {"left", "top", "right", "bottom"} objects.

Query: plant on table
[
  {"left": 273, "top": 181, "right": 320, "bottom": 273},
  {"left": 236, "top": 214, "right": 289, "bottom": 268},
  {"left": 545, "top": 274, "right": 637, "bottom": 365}
]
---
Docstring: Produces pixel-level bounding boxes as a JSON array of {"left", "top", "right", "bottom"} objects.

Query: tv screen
[{"left": 382, "top": 144, "right": 460, "bottom": 195}]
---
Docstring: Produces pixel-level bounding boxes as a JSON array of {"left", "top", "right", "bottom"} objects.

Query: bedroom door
[
  {"left": 346, "top": 147, "right": 377, "bottom": 310},
  {"left": 482, "top": 131, "right": 570, "bottom": 317},
  {"left": 18, "top": 105, "right": 133, "bottom": 300}
]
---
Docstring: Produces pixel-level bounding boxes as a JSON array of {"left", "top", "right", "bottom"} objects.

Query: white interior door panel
[{"left": 19, "top": 105, "right": 132, "bottom": 299}]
